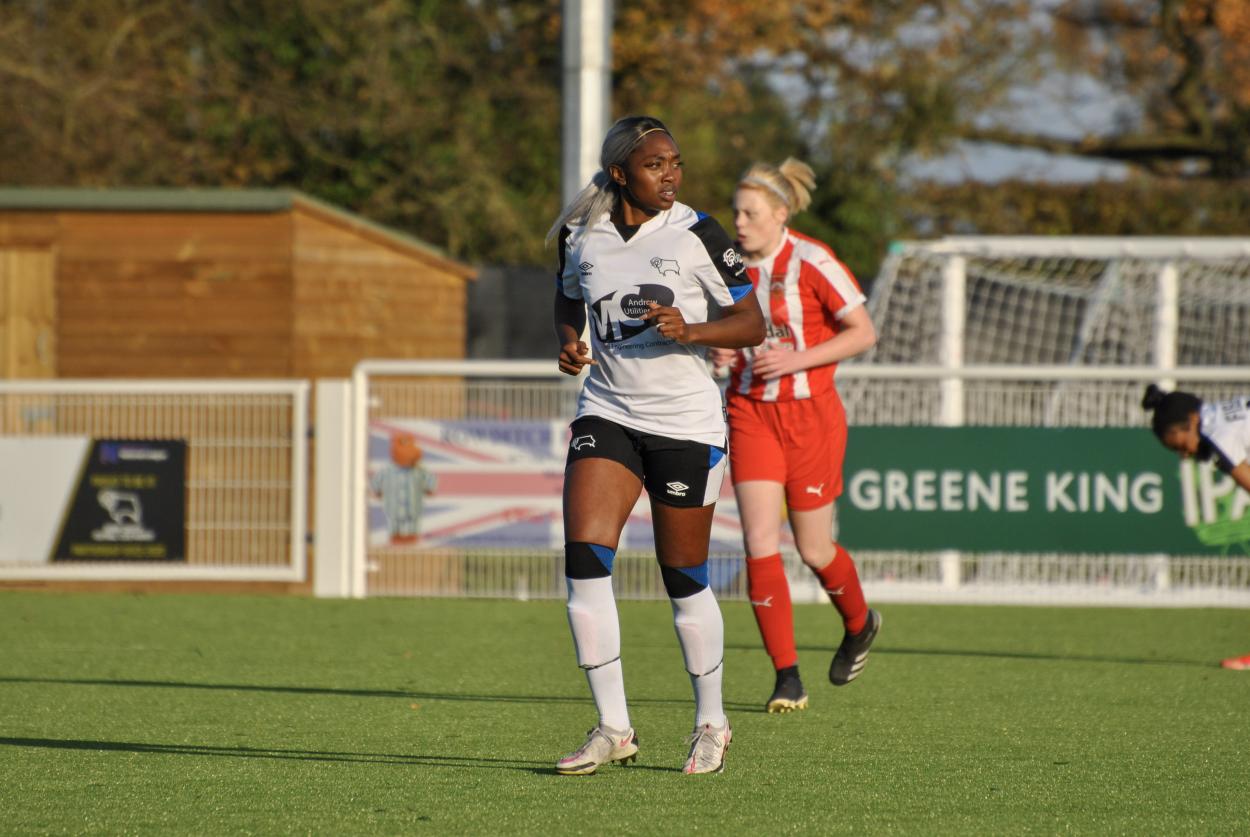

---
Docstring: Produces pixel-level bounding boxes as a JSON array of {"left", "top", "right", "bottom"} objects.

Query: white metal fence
[
  {"left": 0, "top": 380, "right": 308, "bottom": 581},
  {"left": 343, "top": 360, "right": 1250, "bottom": 606}
]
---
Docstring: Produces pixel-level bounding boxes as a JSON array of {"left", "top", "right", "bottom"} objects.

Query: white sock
[
  {"left": 669, "top": 586, "right": 727, "bottom": 728},
  {"left": 566, "top": 576, "right": 630, "bottom": 730}
]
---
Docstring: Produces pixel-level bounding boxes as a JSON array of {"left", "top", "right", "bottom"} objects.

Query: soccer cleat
[
  {"left": 682, "top": 721, "right": 731, "bottom": 775},
  {"left": 1220, "top": 653, "right": 1250, "bottom": 670},
  {"left": 765, "top": 666, "right": 809, "bottom": 714},
  {"left": 830, "top": 608, "right": 881, "bottom": 686},
  {"left": 554, "top": 725, "right": 639, "bottom": 775}
]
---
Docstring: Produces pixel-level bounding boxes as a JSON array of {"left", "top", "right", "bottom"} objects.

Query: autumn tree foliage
[{"left": 0, "top": 0, "right": 1245, "bottom": 275}]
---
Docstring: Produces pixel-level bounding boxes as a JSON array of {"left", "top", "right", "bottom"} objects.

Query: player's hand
[
  {"left": 641, "top": 302, "right": 692, "bottom": 343},
  {"left": 752, "top": 346, "right": 806, "bottom": 380},
  {"left": 557, "top": 340, "right": 596, "bottom": 376}
]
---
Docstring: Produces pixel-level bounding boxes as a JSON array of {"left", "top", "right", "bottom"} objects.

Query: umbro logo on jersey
[
  {"left": 578, "top": 261, "right": 593, "bottom": 275},
  {"left": 650, "top": 257, "right": 680, "bottom": 276},
  {"left": 570, "top": 435, "right": 596, "bottom": 450},
  {"left": 666, "top": 481, "right": 689, "bottom": 497}
]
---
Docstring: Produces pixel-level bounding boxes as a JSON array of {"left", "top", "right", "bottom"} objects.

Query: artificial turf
[{"left": 1, "top": 591, "right": 1247, "bottom": 834}]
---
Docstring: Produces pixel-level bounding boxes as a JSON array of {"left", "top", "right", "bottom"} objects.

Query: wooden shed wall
[
  {"left": 291, "top": 208, "right": 467, "bottom": 379},
  {"left": 55, "top": 212, "right": 294, "bottom": 378},
  {"left": 0, "top": 214, "right": 58, "bottom": 378}
]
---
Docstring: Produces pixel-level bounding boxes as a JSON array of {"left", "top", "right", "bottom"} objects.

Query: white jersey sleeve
[{"left": 1201, "top": 397, "right": 1250, "bottom": 472}]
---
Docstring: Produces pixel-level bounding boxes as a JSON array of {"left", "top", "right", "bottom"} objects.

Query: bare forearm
[
  {"left": 796, "top": 322, "right": 877, "bottom": 369},
  {"left": 685, "top": 300, "right": 765, "bottom": 349},
  {"left": 1232, "top": 462, "right": 1250, "bottom": 494}
]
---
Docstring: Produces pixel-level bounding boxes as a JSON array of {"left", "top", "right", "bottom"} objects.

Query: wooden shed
[{"left": 0, "top": 188, "right": 475, "bottom": 379}]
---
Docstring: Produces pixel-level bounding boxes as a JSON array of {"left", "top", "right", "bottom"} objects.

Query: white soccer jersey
[
  {"left": 557, "top": 201, "right": 752, "bottom": 445},
  {"left": 1199, "top": 396, "right": 1250, "bottom": 472}
]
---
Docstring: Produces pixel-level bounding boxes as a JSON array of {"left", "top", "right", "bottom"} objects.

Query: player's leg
[
  {"left": 556, "top": 417, "right": 643, "bottom": 775},
  {"left": 727, "top": 396, "right": 805, "bottom": 713},
  {"left": 645, "top": 435, "right": 732, "bottom": 773},
  {"left": 786, "top": 392, "right": 879, "bottom": 687}
]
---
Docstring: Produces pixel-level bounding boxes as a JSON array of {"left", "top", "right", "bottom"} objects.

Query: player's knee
[
  {"left": 565, "top": 541, "right": 615, "bottom": 579},
  {"left": 660, "top": 561, "right": 709, "bottom": 598}
]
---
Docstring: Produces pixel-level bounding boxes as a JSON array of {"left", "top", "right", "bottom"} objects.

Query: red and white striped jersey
[{"left": 725, "top": 229, "right": 866, "bottom": 402}]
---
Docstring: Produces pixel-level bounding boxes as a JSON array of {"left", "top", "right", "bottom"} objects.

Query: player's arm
[
  {"left": 754, "top": 305, "right": 876, "bottom": 381},
  {"left": 554, "top": 290, "right": 595, "bottom": 376},
  {"left": 1230, "top": 461, "right": 1250, "bottom": 494},
  {"left": 552, "top": 225, "right": 595, "bottom": 376},
  {"left": 643, "top": 294, "right": 764, "bottom": 348}
]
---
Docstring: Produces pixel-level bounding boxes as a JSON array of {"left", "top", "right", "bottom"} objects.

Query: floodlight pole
[{"left": 562, "top": 0, "right": 613, "bottom": 207}]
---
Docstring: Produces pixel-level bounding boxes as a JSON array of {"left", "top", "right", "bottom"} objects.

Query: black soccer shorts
[{"left": 566, "top": 415, "right": 727, "bottom": 508}]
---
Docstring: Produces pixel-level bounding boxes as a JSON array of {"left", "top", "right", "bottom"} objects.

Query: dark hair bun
[{"left": 1141, "top": 383, "right": 1165, "bottom": 410}]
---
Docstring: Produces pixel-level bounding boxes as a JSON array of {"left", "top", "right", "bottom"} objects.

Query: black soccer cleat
[
  {"left": 829, "top": 608, "right": 881, "bottom": 686},
  {"left": 765, "top": 665, "right": 809, "bottom": 714}
]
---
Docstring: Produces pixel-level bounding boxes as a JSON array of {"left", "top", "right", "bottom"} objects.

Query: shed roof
[{"left": 0, "top": 187, "right": 474, "bottom": 279}]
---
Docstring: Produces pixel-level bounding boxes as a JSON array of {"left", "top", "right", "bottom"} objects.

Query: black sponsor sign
[{"left": 53, "top": 439, "right": 186, "bottom": 561}]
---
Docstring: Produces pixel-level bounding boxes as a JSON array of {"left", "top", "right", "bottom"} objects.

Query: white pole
[
  {"left": 314, "top": 380, "right": 352, "bottom": 598},
  {"left": 562, "top": 0, "right": 613, "bottom": 207},
  {"left": 938, "top": 255, "right": 967, "bottom": 591},
  {"left": 940, "top": 255, "right": 966, "bottom": 427},
  {"left": 1155, "top": 261, "right": 1179, "bottom": 391}
]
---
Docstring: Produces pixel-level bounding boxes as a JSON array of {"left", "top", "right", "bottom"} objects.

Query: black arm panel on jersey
[
  {"left": 688, "top": 215, "right": 751, "bottom": 298},
  {"left": 554, "top": 225, "right": 578, "bottom": 298}
]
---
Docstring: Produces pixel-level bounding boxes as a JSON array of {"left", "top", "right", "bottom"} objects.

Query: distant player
[
  {"left": 1142, "top": 384, "right": 1250, "bottom": 670},
  {"left": 711, "top": 158, "right": 880, "bottom": 713},
  {"left": 548, "top": 115, "right": 765, "bottom": 774}
]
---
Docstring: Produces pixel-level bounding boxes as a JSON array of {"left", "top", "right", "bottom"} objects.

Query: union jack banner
[{"left": 366, "top": 418, "right": 780, "bottom": 555}]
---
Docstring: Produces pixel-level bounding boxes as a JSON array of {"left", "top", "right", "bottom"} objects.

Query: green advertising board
[{"left": 838, "top": 428, "right": 1250, "bottom": 555}]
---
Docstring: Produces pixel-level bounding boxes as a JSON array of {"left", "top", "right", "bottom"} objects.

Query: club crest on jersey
[
  {"left": 590, "top": 284, "right": 676, "bottom": 343},
  {"left": 722, "top": 248, "right": 742, "bottom": 269},
  {"left": 570, "top": 434, "right": 596, "bottom": 450},
  {"left": 650, "top": 257, "right": 680, "bottom": 276},
  {"left": 770, "top": 280, "right": 786, "bottom": 295}
]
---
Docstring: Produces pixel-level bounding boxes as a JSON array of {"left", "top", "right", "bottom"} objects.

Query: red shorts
[{"left": 727, "top": 389, "right": 847, "bottom": 511}]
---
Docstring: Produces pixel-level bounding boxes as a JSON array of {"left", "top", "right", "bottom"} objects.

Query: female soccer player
[
  {"left": 548, "top": 115, "right": 765, "bottom": 774},
  {"left": 1142, "top": 383, "right": 1250, "bottom": 670},
  {"left": 711, "top": 158, "right": 880, "bottom": 713}
]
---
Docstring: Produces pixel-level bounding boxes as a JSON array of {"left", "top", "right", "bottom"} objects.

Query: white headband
[{"left": 740, "top": 176, "right": 793, "bottom": 211}]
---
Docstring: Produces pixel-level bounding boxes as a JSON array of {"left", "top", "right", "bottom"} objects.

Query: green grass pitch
[{"left": 1, "top": 591, "right": 1247, "bottom": 834}]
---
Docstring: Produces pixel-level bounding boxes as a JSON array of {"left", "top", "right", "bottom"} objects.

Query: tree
[{"left": 959, "top": 0, "right": 1250, "bottom": 178}]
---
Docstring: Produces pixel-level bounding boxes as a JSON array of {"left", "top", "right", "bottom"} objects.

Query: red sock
[
  {"left": 814, "top": 543, "right": 868, "bottom": 635},
  {"left": 745, "top": 553, "right": 797, "bottom": 670}
]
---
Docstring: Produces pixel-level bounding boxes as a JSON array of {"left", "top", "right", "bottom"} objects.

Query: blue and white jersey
[
  {"left": 1199, "top": 396, "right": 1250, "bottom": 472},
  {"left": 557, "top": 201, "right": 752, "bottom": 445}
]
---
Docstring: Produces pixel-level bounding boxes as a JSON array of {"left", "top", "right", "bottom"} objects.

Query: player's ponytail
[
  {"left": 545, "top": 115, "right": 674, "bottom": 245},
  {"left": 1141, "top": 384, "right": 1202, "bottom": 440},
  {"left": 738, "top": 157, "right": 816, "bottom": 219}
]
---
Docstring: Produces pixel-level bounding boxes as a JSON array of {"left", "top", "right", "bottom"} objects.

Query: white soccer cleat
[
  {"left": 555, "top": 724, "right": 639, "bottom": 776},
  {"left": 682, "top": 720, "right": 731, "bottom": 775}
]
